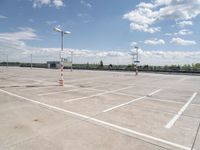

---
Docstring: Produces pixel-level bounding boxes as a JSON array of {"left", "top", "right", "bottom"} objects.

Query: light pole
[
  {"left": 53, "top": 27, "right": 71, "bottom": 86},
  {"left": 134, "top": 46, "right": 139, "bottom": 76},
  {"left": 70, "top": 51, "right": 73, "bottom": 72}
]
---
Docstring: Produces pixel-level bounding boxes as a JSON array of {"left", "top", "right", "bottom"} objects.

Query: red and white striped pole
[
  {"left": 59, "top": 61, "right": 64, "bottom": 86},
  {"left": 59, "top": 31, "right": 64, "bottom": 86}
]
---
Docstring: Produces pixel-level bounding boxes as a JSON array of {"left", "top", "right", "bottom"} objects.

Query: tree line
[{"left": 0, "top": 61, "right": 200, "bottom": 73}]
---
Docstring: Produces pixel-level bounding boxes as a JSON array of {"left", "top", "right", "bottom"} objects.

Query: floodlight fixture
[
  {"left": 64, "top": 31, "right": 71, "bottom": 34},
  {"left": 53, "top": 27, "right": 62, "bottom": 32}
]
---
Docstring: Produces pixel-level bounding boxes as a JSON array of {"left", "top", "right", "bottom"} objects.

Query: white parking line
[
  {"left": 64, "top": 86, "right": 134, "bottom": 103},
  {"left": 147, "top": 89, "right": 162, "bottom": 97},
  {"left": 115, "top": 92, "right": 185, "bottom": 104},
  {"left": 147, "top": 97, "right": 185, "bottom": 104},
  {"left": 103, "top": 96, "right": 146, "bottom": 113},
  {"left": 0, "top": 89, "right": 192, "bottom": 150},
  {"left": 102, "top": 89, "right": 162, "bottom": 113},
  {"left": 37, "top": 83, "right": 112, "bottom": 96},
  {"left": 165, "top": 92, "right": 198, "bottom": 129},
  {"left": 38, "top": 88, "right": 79, "bottom": 96}
]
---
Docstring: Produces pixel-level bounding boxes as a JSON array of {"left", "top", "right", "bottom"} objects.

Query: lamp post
[
  {"left": 53, "top": 27, "right": 71, "bottom": 86},
  {"left": 134, "top": 46, "right": 139, "bottom": 76},
  {"left": 70, "top": 51, "right": 73, "bottom": 72}
]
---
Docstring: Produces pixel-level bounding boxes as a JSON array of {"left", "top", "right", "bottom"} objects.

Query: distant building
[
  {"left": 47, "top": 60, "right": 72, "bottom": 69},
  {"left": 47, "top": 61, "right": 60, "bottom": 69}
]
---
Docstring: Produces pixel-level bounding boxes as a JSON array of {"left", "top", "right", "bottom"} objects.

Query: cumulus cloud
[
  {"left": 80, "top": 0, "right": 92, "bottom": 8},
  {"left": 174, "top": 29, "right": 192, "bottom": 35},
  {"left": 129, "top": 23, "right": 160, "bottom": 33},
  {"left": 0, "top": 27, "right": 38, "bottom": 43},
  {"left": 1, "top": 35, "right": 200, "bottom": 65},
  {"left": 0, "top": 15, "right": 7, "bottom": 19},
  {"left": 0, "top": 28, "right": 37, "bottom": 47},
  {"left": 0, "top": 27, "right": 199, "bottom": 65},
  {"left": 144, "top": 39, "right": 165, "bottom": 45},
  {"left": 176, "top": 20, "right": 193, "bottom": 27},
  {"left": 130, "top": 41, "right": 138, "bottom": 47},
  {"left": 32, "top": 0, "right": 64, "bottom": 8},
  {"left": 136, "top": 49, "right": 200, "bottom": 65},
  {"left": 53, "top": 0, "right": 64, "bottom": 8},
  {"left": 123, "top": 0, "right": 200, "bottom": 33},
  {"left": 170, "top": 37, "right": 196, "bottom": 45},
  {"left": 165, "top": 33, "right": 172, "bottom": 36}
]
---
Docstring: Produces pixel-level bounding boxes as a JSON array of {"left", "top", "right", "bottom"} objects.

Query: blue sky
[{"left": 0, "top": 0, "right": 200, "bottom": 65}]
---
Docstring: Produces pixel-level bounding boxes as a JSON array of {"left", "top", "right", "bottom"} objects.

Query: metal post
[
  {"left": 59, "top": 32, "right": 64, "bottom": 86},
  {"left": 135, "top": 46, "right": 139, "bottom": 76},
  {"left": 71, "top": 51, "right": 73, "bottom": 72}
]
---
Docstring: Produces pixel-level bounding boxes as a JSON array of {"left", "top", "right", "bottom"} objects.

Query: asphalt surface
[{"left": 0, "top": 67, "right": 200, "bottom": 150}]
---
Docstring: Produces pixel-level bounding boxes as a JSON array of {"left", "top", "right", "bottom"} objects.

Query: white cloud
[
  {"left": 123, "top": 0, "right": 200, "bottom": 33},
  {"left": 77, "top": 13, "right": 93, "bottom": 23},
  {"left": 130, "top": 23, "right": 160, "bottom": 33},
  {"left": 176, "top": 20, "right": 193, "bottom": 27},
  {"left": 80, "top": 0, "right": 92, "bottom": 8},
  {"left": 137, "top": 2, "right": 154, "bottom": 9},
  {"left": 0, "top": 27, "right": 199, "bottom": 65},
  {"left": 130, "top": 41, "right": 138, "bottom": 47},
  {"left": 32, "top": 0, "right": 64, "bottom": 8},
  {"left": 144, "top": 39, "right": 165, "bottom": 45},
  {"left": 0, "top": 15, "right": 7, "bottom": 19},
  {"left": 135, "top": 48, "right": 200, "bottom": 65},
  {"left": 165, "top": 33, "right": 172, "bottom": 36},
  {"left": 174, "top": 29, "right": 192, "bottom": 35},
  {"left": 1, "top": 34, "right": 200, "bottom": 65},
  {"left": 170, "top": 37, "right": 196, "bottom": 45},
  {"left": 0, "top": 27, "right": 38, "bottom": 42},
  {"left": 46, "top": 20, "right": 57, "bottom": 25},
  {"left": 53, "top": 0, "right": 64, "bottom": 8},
  {"left": 0, "top": 27, "right": 38, "bottom": 51}
]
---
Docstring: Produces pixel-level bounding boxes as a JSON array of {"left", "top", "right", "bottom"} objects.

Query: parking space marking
[
  {"left": 64, "top": 86, "right": 135, "bottom": 103},
  {"left": 38, "top": 88, "right": 79, "bottom": 96},
  {"left": 147, "top": 97, "right": 185, "bottom": 104},
  {"left": 67, "top": 76, "right": 106, "bottom": 84},
  {"left": 102, "top": 89, "right": 162, "bottom": 113},
  {"left": 165, "top": 92, "right": 198, "bottom": 129},
  {"left": 0, "top": 89, "right": 193, "bottom": 150},
  {"left": 103, "top": 96, "right": 146, "bottom": 113},
  {"left": 147, "top": 89, "right": 162, "bottom": 96},
  {"left": 37, "top": 83, "right": 112, "bottom": 96}
]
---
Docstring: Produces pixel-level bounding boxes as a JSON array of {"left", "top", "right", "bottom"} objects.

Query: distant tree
[
  {"left": 109, "top": 64, "right": 113, "bottom": 69},
  {"left": 86, "top": 62, "right": 89, "bottom": 69},
  {"left": 100, "top": 60, "right": 103, "bottom": 68}
]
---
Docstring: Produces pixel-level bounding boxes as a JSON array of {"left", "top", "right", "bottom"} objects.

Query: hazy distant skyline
[{"left": 0, "top": 0, "right": 200, "bottom": 65}]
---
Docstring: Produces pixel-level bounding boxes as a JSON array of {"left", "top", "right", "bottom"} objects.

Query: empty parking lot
[{"left": 0, "top": 67, "right": 200, "bottom": 150}]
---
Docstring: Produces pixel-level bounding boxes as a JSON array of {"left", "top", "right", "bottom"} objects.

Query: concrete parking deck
[{"left": 0, "top": 67, "right": 200, "bottom": 150}]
